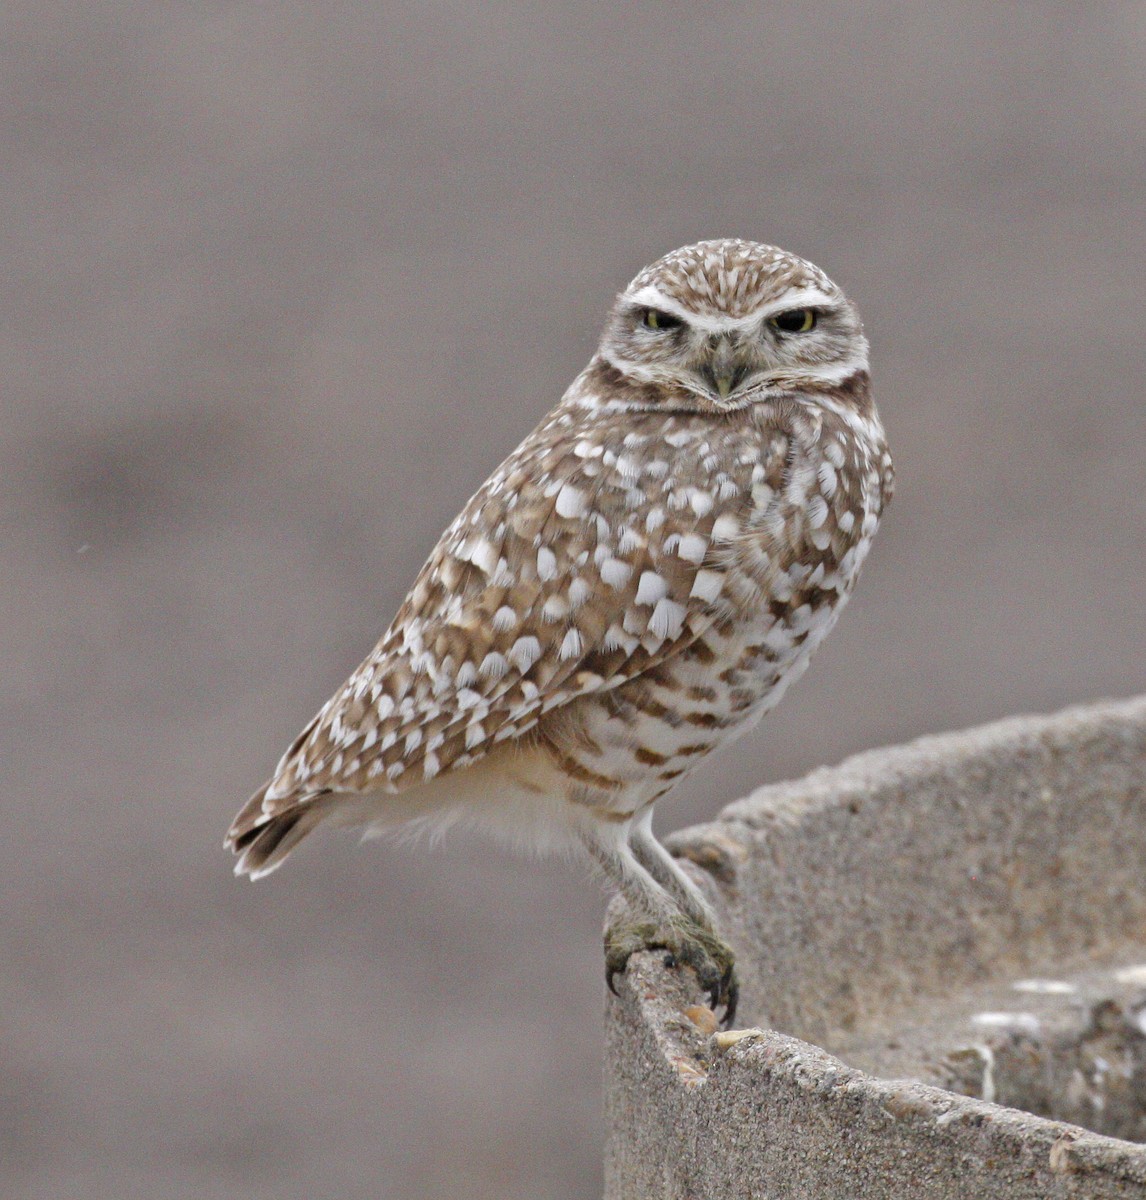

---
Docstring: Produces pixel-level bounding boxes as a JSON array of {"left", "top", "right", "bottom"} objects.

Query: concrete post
[{"left": 605, "top": 696, "right": 1146, "bottom": 1198}]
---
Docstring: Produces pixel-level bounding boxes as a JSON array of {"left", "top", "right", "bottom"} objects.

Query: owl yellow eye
[
  {"left": 642, "top": 308, "right": 684, "bottom": 331},
  {"left": 768, "top": 308, "right": 817, "bottom": 334}
]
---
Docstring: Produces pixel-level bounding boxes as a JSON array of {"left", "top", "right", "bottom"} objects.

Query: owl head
[{"left": 597, "top": 239, "right": 868, "bottom": 411}]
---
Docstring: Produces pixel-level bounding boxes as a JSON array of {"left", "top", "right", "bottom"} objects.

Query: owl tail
[{"left": 226, "top": 786, "right": 334, "bottom": 881}]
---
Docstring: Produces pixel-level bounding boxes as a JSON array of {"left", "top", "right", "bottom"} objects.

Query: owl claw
[
  {"left": 604, "top": 918, "right": 739, "bottom": 1026},
  {"left": 605, "top": 920, "right": 662, "bottom": 997}
]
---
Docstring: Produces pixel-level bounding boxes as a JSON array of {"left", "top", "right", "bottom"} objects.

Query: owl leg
[
  {"left": 627, "top": 807, "right": 717, "bottom": 931},
  {"left": 578, "top": 816, "right": 737, "bottom": 1024}
]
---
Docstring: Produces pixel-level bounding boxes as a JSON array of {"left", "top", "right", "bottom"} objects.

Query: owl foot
[{"left": 605, "top": 918, "right": 739, "bottom": 1026}]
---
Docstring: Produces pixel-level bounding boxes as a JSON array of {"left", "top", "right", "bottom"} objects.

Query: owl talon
[
  {"left": 604, "top": 918, "right": 738, "bottom": 1025},
  {"left": 605, "top": 919, "right": 666, "bottom": 996},
  {"left": 719, "top": 973, "right": 739, "bottom": 1028},
  {"left": 667, "top": 926, "right": 739, "bottom": 1026}
]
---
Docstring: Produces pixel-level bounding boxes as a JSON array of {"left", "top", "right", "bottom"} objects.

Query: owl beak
[{"left": 697, "top": 340, "right": 750, "bottom": 400}]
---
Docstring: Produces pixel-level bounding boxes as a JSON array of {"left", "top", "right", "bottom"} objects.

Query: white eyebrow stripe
[
  {"left": 756, "top": 287, "right": 840, "bottom": 318},
  {"left": 625, "top": 285, "right": 699, "bottom": 321},
  {"left": 624, "top": 284, "right": 843, "bottom": 334}
]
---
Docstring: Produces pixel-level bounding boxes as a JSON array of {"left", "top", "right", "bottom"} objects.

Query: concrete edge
[
  {"left": 607, "top": 949, "right": 1146, "bottom": 1198},
  {"left": 711, "top": 693, "right": 1146, "bottom": 833}
]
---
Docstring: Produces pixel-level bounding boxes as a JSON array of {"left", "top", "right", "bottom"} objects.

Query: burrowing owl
[{"left": 227, "top": 239, "right": 892, "bottom": 1021}]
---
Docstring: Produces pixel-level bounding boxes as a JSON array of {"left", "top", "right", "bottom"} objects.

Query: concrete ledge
[{"left": 605, "top": 695, "right": 1146, "bottom": 1198}]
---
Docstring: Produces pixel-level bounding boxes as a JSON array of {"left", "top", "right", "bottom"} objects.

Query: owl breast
[{"left": 535, "top": 384, "right": 891, "bottom": 813}]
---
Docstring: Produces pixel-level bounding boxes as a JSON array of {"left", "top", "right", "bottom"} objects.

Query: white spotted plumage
[{"left": 227, "top": 239, "right": 892, "bottom": 1016}]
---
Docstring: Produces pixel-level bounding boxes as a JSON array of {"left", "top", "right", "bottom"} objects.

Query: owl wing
[{"left": 232, "top": 410, "right": 792, "bottom": 835}]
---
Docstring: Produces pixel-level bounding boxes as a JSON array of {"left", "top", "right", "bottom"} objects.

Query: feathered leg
[{"left": 577, "top": 814, "right": 737, "bottom": 1024}]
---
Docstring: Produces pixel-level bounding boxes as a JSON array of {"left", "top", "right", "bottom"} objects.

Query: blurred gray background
[{"left": 3, "top": 3, "right": 1144, "bottom": 1197}]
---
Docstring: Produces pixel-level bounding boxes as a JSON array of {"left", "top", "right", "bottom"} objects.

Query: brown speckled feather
[
  {"left": 227, "top": 238, "right": 891, "bottom": 903},
  {"left": 231, "top": 407, "right": 793, "bottom": 835}
]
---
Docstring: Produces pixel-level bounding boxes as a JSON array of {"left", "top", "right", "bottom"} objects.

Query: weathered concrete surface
[
  {"left": 605, "top": 695, "right": 1146, "bottom": 1198},
  {"left": 854, "top": 960, "right": 1146, "bottom": 1143}
]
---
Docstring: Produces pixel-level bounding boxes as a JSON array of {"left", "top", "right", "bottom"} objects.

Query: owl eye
[
  {"left": 641, "top": 308, "right": 684, "bottom": 332},
  {"left": 768, "top": 308, "right": 818, "bottom": 334}
]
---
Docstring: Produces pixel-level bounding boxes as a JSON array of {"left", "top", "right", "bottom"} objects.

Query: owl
[{"left": 227, "top": 239, "right": 893, "bottom": 1022}]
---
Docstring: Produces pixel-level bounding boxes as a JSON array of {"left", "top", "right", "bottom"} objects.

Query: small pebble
[
  {"left": 683, "top": 1004, "right": 718, "bottom": 1035},
  {"left": 713, "top": 1027, "right": 765, "bottom": 1050}
]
